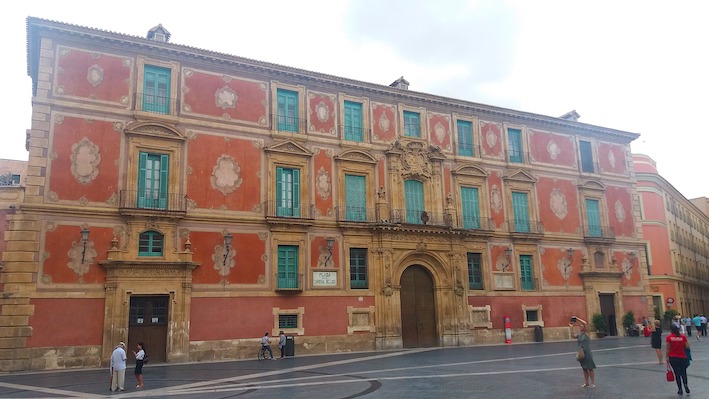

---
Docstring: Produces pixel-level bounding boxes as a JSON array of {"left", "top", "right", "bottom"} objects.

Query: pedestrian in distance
[
  {"left": 683, "top": 316, "right": 692, "bottom": 337},
  {"left": 570, "top": 316, "right": 596, "bottom": 388},
  {"left": 666, "top": 324, "right": 690, "bottom": 395},
  {"left": 132, "top": 342, "right": 146, "bottom": 388},
  {"left": 700, "top": 314, "right": 707, "bottom": 336},
  {"left": 692, "top": 314, "right": 701, "bottom": 340},
  {"left": 278, "top": 331, "right": 286, "bottom": 359},
  {"left": 110, "top": 342, "right": 127, "bottom": 392},
  {"left": 650, "top": 319, "right": 663, "bottom": 364}
]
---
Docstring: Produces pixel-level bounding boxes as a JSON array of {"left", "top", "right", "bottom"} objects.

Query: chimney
[{"left": 147, "top": 24, "right": 171, "bottom": 43}]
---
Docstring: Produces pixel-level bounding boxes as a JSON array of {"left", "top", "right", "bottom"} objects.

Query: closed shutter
[
  {"left": 512, "top": 192, "right": 530, "bottom": 232},
  {"left": 405, "top": 180, "right": 424, "bottom": 224},
  {"left": 461, "top": 187, "right": 480, "bottom": 229},
  {"left": 345, "top": 174, "right": 366, "bottom": 221}
]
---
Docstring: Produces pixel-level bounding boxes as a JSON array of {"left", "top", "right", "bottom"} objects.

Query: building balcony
[
  {"left": 507, "top": 219, "right": 544, "bottom": 239},
  {"left": 335, "top": 206, "right": 378, "bottom": 224},
  {"left": 582, "top": 225, "right": 615, "bottom": 244},
  {"left": 275, "top": 273, "right": 304, "bottom": 292},
  {"left": 119, "top": 190, "right": 187, "bottom": 217},
  {"left": 263, "top": 201, "right": 315, "bottom": 225},
  {"left": 339, "top": 124, "right": 372, "bottom": 142},
  {"left": 390, "top": 209, "right": 454, "bottom": 228},
  {"left": 454, "top": 216, "right": 496, "bottom": 236},
  {"left": 134, "top": 92, "right": 179, "bottom": 115},
  {"left": 273, "top": 114, "right": 307, "bottom": 134}
]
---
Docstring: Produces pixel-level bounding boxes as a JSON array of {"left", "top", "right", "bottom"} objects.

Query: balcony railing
[
  {"left": 583, "top": 225, "right": 615, "bottom": 239},
  {"left": 275, "top": 273, "right": 303, "bottom": 292},
  {"left": 119, "top": 190, "right": 187, "bottom": 213},
  {"left": 390, "top": 209, "right": 454, "bottom": 227},
  {"left": 263, "top": 201, "right": 315, "bottom": 220},
  {"left": 335, "top": 206, "right": 377, "bottom": 223},
  {"left": 455, "top": 216, "right": 496, "bottom": 232},
  {"left": 135, "top": 92, "right": 178, "bottom": 115},
  {"left": 273, "top": 114, "right": 307, "bottom": 134},
  {"left": 339, "top": 124, "right": 372, "bottom": 142},
  {"left": 507, "top": 220, "right": 544, "bottom": 234}
]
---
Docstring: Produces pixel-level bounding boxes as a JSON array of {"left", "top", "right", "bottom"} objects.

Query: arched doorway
[{"left": 400, "top": 265, "right": 437, "bottom": 347}]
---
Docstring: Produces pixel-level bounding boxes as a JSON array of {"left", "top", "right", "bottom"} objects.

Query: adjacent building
[
  {"left": 0, "top": 17, "right": 652, "bottom": 371},
  {"left": 634, "top": 154, "right": 709, "bottom": 318}
]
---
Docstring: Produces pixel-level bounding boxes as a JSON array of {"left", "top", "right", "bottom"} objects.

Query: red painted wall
[
  {"left": 480, "top": 122, "right": 503, "bottom": 159},
  {"left": 186, "top": 135, "right": 261, "bottom": 211},
  {"left": 42, "top": 225, "right": 112, "bottom": 284},
  {"left": 182, "top": 70, "right": 267, "bottom": 123},
  {"left": 27, "top": 298, "right": 105, "bottom": 347},
  {"left": 190, "top": 231, "right": 266, "bottom": 284},
  {"left": 371, "top": 104, "right": 396, "bottom": 143},
  {"left": 622, "top": 296, "right": 648, "bottom": 322},
  {"left": 536, "top": 177, "right": 581, "bottom": 234},
  {"left": 55, "top": 47, "right": 130, "bottom": 103},
  {"left": 469, "top": 296, "right": 587, "bottom": 329},
  {"left": 598, "top": 142, "right": 628, "bottom": 175},
  {"left": 189, "top": 296, "right": 374, "bottom": 340},
  {"left": 488, "top": 171, "right": 505, "bottom": 228},
  {"left": 314, "top": 150, "right": 333, "bottom": 217},
  {"left": 528, "top": 130, "right": 576, "bottom": 168},
  {"left": 428, "top": 113, "right": 451, "bottom": 152},
  {"left": 606, "top": 185, "right": 635, "bottom": 238},
  {"left": 540, "top": 247, "right": 583, "bottom": 287},
  {"left": 49, "top": 117, "right": 120, "bottom": 202},
  {"left": 308, "top": 93, "right": 336, "bottom": 134}
]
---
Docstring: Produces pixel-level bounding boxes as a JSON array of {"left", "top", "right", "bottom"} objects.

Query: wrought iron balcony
[
  {"left": 273, "top": 114, "right": 307, "bottom": 134},
  {"left": 263, "top": 201, "right": 315, "bottom": 221},
  {"left": 582, "top": 225, "right": 615, "bottom": 243},
  {"left": 507, "top": 220, "right": 544, "bottom": 235},
  {"left": 275, "top": 273, "right": 303, "bottom": 292},
  {"left": 135, "top": 92, "right": 179, "bottom": 115},
  {"left": 390, "top": 209, "right": 454, "bottom": 227},
  {"left": 335, "top": 206, "right": 377, "bottom": 223},
  {"left": 455, "top": 216, "right": 496, "bottom": 232},
  {"left": 119, "top": 190, "right": 187, "bottom": 214},
  {"left": 339, "top": 124, "right": 372, "bottom": 142}
]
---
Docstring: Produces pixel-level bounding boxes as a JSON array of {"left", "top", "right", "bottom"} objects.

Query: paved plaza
[{"left": 0, "top": 335, "right": 707, "bottom": 398}]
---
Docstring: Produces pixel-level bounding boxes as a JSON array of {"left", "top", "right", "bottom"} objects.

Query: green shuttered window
[
  {"left": 404, "top": 111, "right": 421, "bottom": 138},
  {"left": 276, "top": 167, "right": 300, "bottom": 217},
  {"left": 461, "top": 187, "right": 480, "bottom": 229},
  {"left": 512, "top": 192, "right": 530, "bottom": 233},
  {"left": 143, "top": 65, "right": 170, "bottom": 114},
  {"left": 344, "top": 101, "right": 363, "bottom": 142},
  {"left": 508, "top": 128, "right": 522, "bottom": 163},
  {"left": 345, "top": 174, "right": 366, "bottom": 221},
  {"left": 277, "top": 245, "right": 299, "bottom": 289},
  {"left": 277, "top": 89, "right": 299, "bottom": 132},
  {"left": 520, "top": 254, "right": 534, "bottom": 290},
  {"left": 404, "top": 180, "right": 424, "bottom": 224},
  {"left": 350, "top": 248, "right": 368, "bottom": 289},
  {"left": 467, "top": 252, "right": 483, "bottom": 290},
  {"left": 586, "top": 199, "right": 601, "bottom": 237},
  {"left": 138, "top": 153, "right": 169, "bottom": 210},
  {"left": 457, "top": 120, "right": 473, "bottom": 156}
]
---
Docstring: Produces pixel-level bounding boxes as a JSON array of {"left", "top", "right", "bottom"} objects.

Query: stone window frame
[
  {"left": 272, "top": 306, "right": 304, "bottom": 336},
  {"left": 452, "top": 114, "right": 479, "bottom": 159},
  {"left": 522, "top": 304, "right": 544, "bottom": 327},
  {"left": 347, "top": 305, "right": 375, "bottom": 334},
  {"left": 469, "top": 304, "right": 493, "bottom": 328}
]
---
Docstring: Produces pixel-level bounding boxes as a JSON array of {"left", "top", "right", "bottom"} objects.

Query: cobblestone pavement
[{"left": 1, "top": 336, "right": 707, "bottom": 398}]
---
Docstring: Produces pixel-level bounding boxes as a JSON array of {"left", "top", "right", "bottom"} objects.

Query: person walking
[
  {"left": 261, "top": 332, "right": 275, "bottom": 360},
  {"left": 110, "top": 342, "right": 127, "bottom": 392},
  {"left": 683, "top": 316, "right": 692, "bottom": 337},
  {"left": 278, "top": 331, "right": 286, "bottom": 359},
  {"left": 666, "top": 324, "right": 690, "bottom": 395},
  {"left": 692, "top": 314, "right": 701, "bottom": 340},
  {"left": 700, "top": 314, "right": 707, "bottom": 336},
  {"left": 132, "top": 342, "right": 146, "bottom": 388},
  {"left": 650, "top": 319, "right": 663, "bottom": 364},
  {"left": 570, "top": 316, "right": 596, "bottom": 388}
]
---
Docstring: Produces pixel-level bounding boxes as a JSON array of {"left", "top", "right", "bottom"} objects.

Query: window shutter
[{"left": 137, "top": 153, "right": 148, "bottom": 208}]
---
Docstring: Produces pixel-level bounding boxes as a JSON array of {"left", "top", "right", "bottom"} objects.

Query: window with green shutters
[
  {"left": 276, "top": 167, "right": 300, "bottom": 217},
  {"left": 457, "top": 120, "right": 473, "bottom": 156},
  {"left": 461, "top": 187, "right": 481, "bottom": 229},
  {"left": 507, "top": 128, "right": 522, "bottom": 163},
  {"left": 467, "top": 252, "right": 483, "bottom": 290},
  {"left": 138, "top": 153, "right": 169, "bottom": 210},
  {"left": 138, "top": 231, "right": 164, "bottom": 256},
  {"left": 345, "top": 174, "right": 366, "bottom": 221},
  {"left": 344, "top": 101, "right": 363, "bottom": 142},
  {"left": 277, "top": 89, "right": 299, "bottom": 132},
  {"left": 277, "top": 245, "right": 299, "bottom": 289},
  {"left": 586, "top": 198, "right": 602, "bottom": 237},
  {"left": 404, "top": 180, "right": 424, "bottom": 224},
  {"left": 143, "top": 65, "right": 170, "bottom": 114},
  {"left": 580, "top": 140, "right": 594, "bottom": 173},
  {"left": 403, "top": 111, "right": 421, "bottom": 138},
  {"left": 350, "top": 248, "right": 368, "bottom": 289},
  {"left": 278, "top": 314, "right": 298, "bottom": 329},
  {"left": 520, "top": 254, "right": 534, "bottom": 290},
  {"left": 512, "top": 192, "right": 530, "bottom": 233}
]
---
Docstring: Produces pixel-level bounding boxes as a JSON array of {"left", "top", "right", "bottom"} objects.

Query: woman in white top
[{"left": 132, "top": 342, "right": 146, "bottom": 388}]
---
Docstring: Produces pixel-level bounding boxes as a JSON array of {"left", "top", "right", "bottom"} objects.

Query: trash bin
[
  {"left": 534, "top": 325, "right": 543, "bottom": 342},
  {"left": 285, "top": 336, "right": 295, "bottom": 357}
]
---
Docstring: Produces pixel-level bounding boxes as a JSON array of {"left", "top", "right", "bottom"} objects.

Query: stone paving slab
[{"left": 0, "top": 336, "right": 706, "bottom": 398}]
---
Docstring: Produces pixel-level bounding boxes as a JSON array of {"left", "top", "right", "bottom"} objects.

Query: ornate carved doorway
[
  {"left": 400, "top": 265, "right": 437, "bottom": 347},
  {"left": 127, "top": 295, "right": 169, "bottom": 363}
]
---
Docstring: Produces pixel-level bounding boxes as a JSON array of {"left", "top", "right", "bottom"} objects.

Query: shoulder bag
[{"left": 576, "top": 347, "right": 585, "bottom": 361}]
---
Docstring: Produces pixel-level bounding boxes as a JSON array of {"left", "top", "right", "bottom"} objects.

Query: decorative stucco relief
[
  {"left": 315, "top": 101, "right": 329, "bottom": 122},
  {"left": 615, "top": 200, "right": 626, "bottom": 222},
  {"left": 87, "top": 64, "right": 104, "bottom": 87},
  {"left": 608, "top": 149, "right": 616, "bottom": 168},
  {"left": 70, "top": 138, "right": 101, "bottom": 185},
  {"left": 547, "top": 140, "right": 560, "bottom": 160},
  {"left": 67, "top": 239, "right": 97, "bottom": 281},
  {"left": 215, "top": 86, "right": 237, "bottom": 109},
  {"left": 549, "top": 188, "right": 568, "bottom": 220},
  {"left": 316, "top": 167, "right": 331, "bottom": 200},
  {"left": 378, "top": 112, "right": 391, "bottom": 132},
  {"left": 490, "top": 185, "right": 503, "bottom": 214},
  {"left": 212, "top": 243, "right": 235, "bottom": 277},
  {"left": 210, "top": 155, "right": 243, "bottom": 196}
]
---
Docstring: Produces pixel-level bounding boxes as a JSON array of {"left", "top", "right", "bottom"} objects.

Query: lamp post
[
  {"left": 324, "top": 237, "right": 335, "bottom": 266},
  {"left": 223, "top": 233, "right": 233, "bottom": 266},
  {"left": 80, "top": 228, "right": 90, "bottom": 263},
  {"left": 502, "top": 247, "right": 512, "bottom": 271},
  {"left": 564, "top": 247, "right": 574, "bottom": 274}
]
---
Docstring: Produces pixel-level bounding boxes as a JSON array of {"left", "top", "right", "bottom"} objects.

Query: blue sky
[{"left": 3, "top": 0, "right": 707, "bottom": 199}]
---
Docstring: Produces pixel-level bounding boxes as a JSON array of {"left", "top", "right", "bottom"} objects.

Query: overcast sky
[{"left": 3, "top": 1, "right": 707, "bottom": 199}]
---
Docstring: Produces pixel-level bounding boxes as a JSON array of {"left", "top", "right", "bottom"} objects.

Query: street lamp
[
  {"left": 502, "top": 247, "right": 512, "bottom": 271},
  {"left": 80, "top": 228, "right": 90, "bottom": 263},
  {"left": 324, "top": 237, "right": 335, "bottom": 266},
  {"left": 223, "top": 233, "right": 233, "bottom": 266}
]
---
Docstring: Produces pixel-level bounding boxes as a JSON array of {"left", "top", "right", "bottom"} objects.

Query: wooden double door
[
  {"left": 400, "top": 265, "right": 438, "bottom": 348},
  {"left": 127, "top": 295, "right": 169, "bottom": 363}
]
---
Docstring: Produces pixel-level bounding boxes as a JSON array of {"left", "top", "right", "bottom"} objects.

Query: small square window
[
  {"left": 522, "top": 305, "right": 544, "bottom": 327},
  {"left": 278, "top": 314, "right": 298, "bottom": 329}
]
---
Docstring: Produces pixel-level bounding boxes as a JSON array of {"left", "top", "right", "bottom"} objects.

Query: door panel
[
  {"left": 400, "top": 265, "right": 437, "bottom": 348},
  {"left": 128, "top": 295, "right": 169, "bottom": 363}
]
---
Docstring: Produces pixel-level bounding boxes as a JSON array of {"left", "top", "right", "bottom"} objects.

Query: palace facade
[{"left": 0, "top": 17, "right": 651, "bottom": 371}]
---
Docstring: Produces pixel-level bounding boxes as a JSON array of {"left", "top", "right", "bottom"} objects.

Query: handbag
[
  {"left": 666, "top": 365, "right": 675, "bottom": 382},
  {"left": 576, "top": 347, "right": 585, "bottom": 361}
]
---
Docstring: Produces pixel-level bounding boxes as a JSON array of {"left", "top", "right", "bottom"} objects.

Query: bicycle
[{"left": 257, "top": 345, "right": 273, "bottom": 360}]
